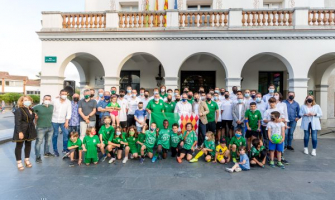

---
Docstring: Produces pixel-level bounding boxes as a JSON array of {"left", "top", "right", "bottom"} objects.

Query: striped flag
[
  {"left": 145, "top": 0, "right": 149, "bottom": 27},
  {"left": 155, "top": 0, "right": 159, "bottom": 26},
  {"left": 164, "top": 0, "right": 168, "bottom": 27}
]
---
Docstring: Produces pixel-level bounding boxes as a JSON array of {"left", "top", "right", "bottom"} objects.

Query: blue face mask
[
  {"left": 215, "top": 90, "right": 219, "bottom": 94},
  {"left": 174, "top": 93, "right": 179, "bottom": 96},
  {"left": 154, "top": 98, "right": 159, "bottom": 102},
  {"left": 140, "top": 93, "right": 144, "bottom": 96},
  {"left": 269, "top": 89, "right": 275, "bottom": 93},
  {"left": 127, "top": 90, "right": 132, "bottom": 94},
  {"left": 99, "top": 93, "right": 104, "bottom": 98},
  {"left": 244, "top": 93, "right": 250, "bottom": 98},
  {"left": 150, "top": 127, "right": 155, "bottom": 131},
  {"left": 116, "top": 132, "right": 121, "bottom": 136},
  {"left": 235, "top": 133, "right": 241, "bottom": 138},
  {"left": 214, "top": 96, "right": 218, "bottom": 101},
  {"left": 104, "top": 96, "right": 111, "bottom": 100},
  {"left": 238, "top": 99, "right": 243, "bottom": 104},
  {"left": 23, "top": 101, "right": 32, "bottom": 107},
  {"left": 256, "top": 97, "right": 261, "bottom": 103},
  {"left": 182, "top": 99, "right": 187, "bottom": 102},
  {"left": 132, "top": 94, "right": 136, "bottom": 97},
  {"left": 154, "top": 91, "right": 159, "bottom": 95}
]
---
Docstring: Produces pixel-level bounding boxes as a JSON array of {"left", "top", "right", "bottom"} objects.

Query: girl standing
[{"left": 83, "top": 127, "right": 100, "bottom": 165}]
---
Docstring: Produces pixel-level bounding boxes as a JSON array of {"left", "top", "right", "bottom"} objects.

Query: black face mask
[
  {"left": 251, "top": 95, "right": 256, "bottom": 99},
  {"left": 307, "top": 99, "right": 313, "bottom": 103},
  {"left": 188, "top": 95, "right": 192, "bottom": 99},
  {"left": 119, "top": 94, "right": 125, "bottom": 98},
  {"left": 289, "top": 95, "right": 294, "bottom": 100},
  {"left": 199, "top": 90, "right": 204, "bottom": 93},
  {"left": 233, "top": 90, "right": 237, "bottom": 94},
  {"left": 206, "top": 98, "right": 211, "bottom": 102},
  {"left": 167, "top": 98, "right": 172, "bottom": 102},
  {"left": 90, "top": 94, "right": 94, "bottom": 98},
  {"left": 175, "top": 98, "right": 180, "bottom": 102},
  {"left": 224, "top": 94, "right": 229, "bottom": 99},
  {"left": 220, "top": 92, "right": 225, "bottom": 95},
  {"left": 144, "top": 94, "right": 149, "bottom": 98},
  {"left": 73, "top": 97, "right": 79, "bottom": 102},
  {"left": 271, "top": 117, "right": 275, "bottom": 121},
  {"left": 194, "top": 98, "right": 199, "bottom": 102}
]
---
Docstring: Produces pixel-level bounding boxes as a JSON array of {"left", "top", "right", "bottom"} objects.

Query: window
[
  {"left": 5, "top": 81, "right": 9, "bottom": 86},
  {"left": 263, "top": 1, "right": 283, "bottom": 8},
  {"left": 181, "top": 71, "right": 216, "bottom": 92},
  {"left": 187, "top": 5, "right": 211, "bottom": 10},
  {"left": 258, "top": 72, "right": 283, "bottom": 95},
  {"left": 120, "top": 71, "right": 140, "bottom": 93},
  {"left": 120, "top": 2, "right": 138, "bottom": 11}
]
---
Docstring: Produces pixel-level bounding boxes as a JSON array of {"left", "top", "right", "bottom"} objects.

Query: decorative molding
[{"left": 40, "top": 36, "right": 335, "bottom": 41}]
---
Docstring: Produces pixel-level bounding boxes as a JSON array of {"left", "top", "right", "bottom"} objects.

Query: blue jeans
[
  {"left": 285, "top": 121, "right": 297, "bottom": 147},
  {"left": 304, "top": 123, "right": 318, "bottom": 149},
  {"left": 35, "top": 127, "right": 53, "bottom": 157},
  {"left": 52, "top": 122, "right": 69, "bottom": 152},
  {"left": 68, "top": 125, "right": 80, "bottom": 136}
]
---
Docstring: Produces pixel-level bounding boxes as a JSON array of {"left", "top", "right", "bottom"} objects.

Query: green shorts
[
  {"left": 146, "top": 147, "right": 153, "bottom": 153},
  {"left": 85, "top": 157, "right": 98, "bottom": 164},
  {"left": 129, "top": 145, "right": 138, "bottom": 154}
]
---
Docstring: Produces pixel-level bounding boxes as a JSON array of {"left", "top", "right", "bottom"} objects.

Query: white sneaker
[
  {"left": 108, "top": 158, "right": 116, "bottom": 164},
  {"left": 304, "top": 148, "right": 309, "bottom": 155},
  {"left": 225, "top": 168, "right": 234, "bottom": 173},
  {"left": 311, "top": 149, "right": 316, "bottom": 156},
  {"left": 122, "top": 157, "right": 128, "bottom": 164},
  {"left": 235, "top": 167, "right": 242, "bottom": 172}
]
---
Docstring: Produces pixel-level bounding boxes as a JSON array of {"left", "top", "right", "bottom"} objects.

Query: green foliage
[
  {"left": 0, "top": 93, "right": 40, "bottom": 104},
  {"left": 29, "top": 95, "right": 40, "bottom": 104}
]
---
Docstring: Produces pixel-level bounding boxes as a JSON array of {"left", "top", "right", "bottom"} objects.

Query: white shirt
[
  {"left": 215, "top": 100, "right": 222, "bottom": 121},
  {"left": 230, "top": 93, "right": 237, "bottom": 101},
  {"left": 256, "top": 101, "right": 267, "bottom": 119},
  {"left": 263, "top": 93, "right": 274, "bottom": 103},
  {"left": 193, "top": 102, "right": 199, "bottom": 115},
  {"left": 221, "top": 99, "right": 233, "bottom": 120},
  {"left": 219, "top": 95, "right": 225, "bottom": 102},
  {"left": 238, "top": 104, "right": 243, "bottom": 121},
  {"left": 51, "top": 98, "right": 72, "bottom": 123},
  {"left": 267, "top": 121, "right": 285, "bottom": 137},
  {"left": 127, "top": 97, "right": 140, "bottom": 115},
  {"left": 244, "top": 98, "right": 253, "bottom": 109},
  {"left": 276, "top": 102, "right": 289, "bottom": 122},
  {"left": 174, "top": 101, "right": 192, "bottom": 116},
  {"left": 263, "top": 108, "right": 285, "bottom": 127},
  {"left": 124, "top": 94, "right": 132, "bottom": 101},
  {"left": 117, "top": 98, "right": 128, "bottom": 121}
]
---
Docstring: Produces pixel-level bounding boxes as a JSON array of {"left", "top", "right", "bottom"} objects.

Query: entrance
[
  {"left": 120, "top": 70, "right": 140, "bottom": 92},
  {"left": 258, "top": 71, "right": 283, "bottom": 95},
  {"left": 180, "top": 71, "right": 216, "bottom": 92}
]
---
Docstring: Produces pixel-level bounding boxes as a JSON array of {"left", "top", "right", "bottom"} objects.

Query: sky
[{"left": 0, "top": 0, "right": 85, "bottom": 82}]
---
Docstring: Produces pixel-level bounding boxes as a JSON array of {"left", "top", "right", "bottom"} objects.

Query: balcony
[{"left": 40, "top": 8, "right": 335, "bottom": 32}]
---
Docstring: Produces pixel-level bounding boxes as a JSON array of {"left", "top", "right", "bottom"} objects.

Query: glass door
[
  {"left": 120, "top": 71, "right": 140, "bottom": 93},
  {"left": 258, "top": 71, "right": 283, "bottom": 95},
  {"left": 180, "top": 71, "right": 216, "bottom": 93}
]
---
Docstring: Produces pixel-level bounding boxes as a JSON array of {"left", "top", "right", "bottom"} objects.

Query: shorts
[
  {"left": 222, "top": 120, "right": 233, "bottom": 129},
  {"left": 120, "top": 121, "right": 127, "bottom": 128},
  {"left": 111, "top": 111, "right": 118, "bottom": 117},
  {"left": 216, "top": 122, "right": 222, "bottom": 130},
  {"left": 217, "top": 155, "right": 229, "bottom": 162},
  {"left": 115, "top": 145, "right": 125, "bottom": 151},
  {"left": 69, "top": 148, "right": 76, "bottom": 153},
  {"left": 269, "top": 141, "right": 284, "bottom": 152},
  {"left": 129, "top": 145, "right": 138, "bottom": 154},
  {"left": 245, "top": 130, "right": 259, "bottom": 138},
  {"left": 238, "top": 164, "right": 250, "bottom": 171},
  {"left": 84, "top": 157, "right": 98, "bottom": 164},
  {"left": 180, "top": 148, "right": 194, "bottom": 155}
]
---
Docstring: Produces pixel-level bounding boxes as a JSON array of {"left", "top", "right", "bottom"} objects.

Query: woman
[
  {"left": 13, "top": 96, "right": 37, "bottom": 170},
  {"left": 299, "top": 95, "right": 322, "bottom": 156}
]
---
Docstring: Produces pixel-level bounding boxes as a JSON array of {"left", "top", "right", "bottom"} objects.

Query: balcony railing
[{"left": 41, "top": 8, "right": 335, "bottom": 31}]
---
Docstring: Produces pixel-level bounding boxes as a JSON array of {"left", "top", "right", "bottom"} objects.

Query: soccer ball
[{"left": 271, "top": 134, "right": 282, "bottom": 144}]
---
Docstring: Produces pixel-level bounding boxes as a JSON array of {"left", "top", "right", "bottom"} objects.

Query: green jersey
[
  {"left": 182, "top": 131, "right": 197, "bottom": 150},
  {"left": 138, "top": 133, "right": 146, "bottom": 144},
  {"left": 251, "top": 146, "right": 265, "bottom": 158},
  {"left": 144, "top": 130, "right": 157, "bottom": 149},
  {"left": 157, "top": 128, "right": 171, "bottom": 149},
  {"left": 245, "top": 109, "right": 262, "bottom": 131},
  {"left": 170, "top": 132, "right": 183, "bottom": 148},
  {"left": 99, "top": 125, "right": 114, "bottom": 144},
  {"left": 146, "top": 99, "right": 165, "bottom": 113},
  {"left": 83, "top": 135, "right": 99, "bottom": 159},
  {"left": 163, "top": 102, "right": 176, "bottom": 113},
  {"left": 67, "top": 138, "right": 83, "bottom": 150},
  {"left": 160, "top": 93, "right": 167, "bottom": 99},
  {"left": 187, "top": 98, "right": 194, "bottom": 105},
  {"left": 107, "top": 102, "right": 120, "bottom": 108},
  {"left": 127, "top": 136, "right": 138, "bottom": 148},
  {"left": 33, "top": 104, "right": 54, "bottom": 128},
  {"left": 204, "top": 140, "right": 216, "bottom": 156},
  {"left": 229, "top": 136, "right": 246, "bottom": 149},
  {"left": 206, "top": 101, "right": 219, "bottom": 122}
]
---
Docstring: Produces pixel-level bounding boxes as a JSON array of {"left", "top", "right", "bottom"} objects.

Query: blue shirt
[
  {"left": 69, "top": 101, "right": 80, "bottom": 126},
  {"left": 262, "top": 93, "right": 274, "bottom": 103},
  {"left": 134, "top": 109, "right": 147, "bottom": 127},
  {"left": 283, "top": 100, "right": 300, "bottom": 121},
  {"left": 239, "top": 153, "right": 250, "bottom": 170},
  {"left": 97, "top": 100, "right": 111, "bottom": 118}
]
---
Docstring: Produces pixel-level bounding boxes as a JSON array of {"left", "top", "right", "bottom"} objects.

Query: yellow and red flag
[
  {"left": 155, "top": 0, "right": 159, "bottom": 26},
  {"left": 164, "top": 0, "right": 168, "bottom": 27},
  {"left": 145, "top": 0, "right": 149, "bottom": 27}
]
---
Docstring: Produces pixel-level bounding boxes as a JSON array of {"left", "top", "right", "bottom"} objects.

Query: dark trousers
[
  {"left": 15, "top": 141, "right": 32, "bottom": 161},
  {"left": 198, "top": 121, "right": 207, "bottom": 146},
  {"left": 127, "top": 115, "right": 135, "bottom": 127},
  {"left": 206, "top": 121, "right": 216, "bottom": 134},
  {"left": 171, "top": 143, "right": 182, "bottom": 157}
]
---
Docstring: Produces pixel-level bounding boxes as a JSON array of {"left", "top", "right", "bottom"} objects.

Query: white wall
[
  {"left": 85, "top": 0, "right": 110, "bottom": 11},
  {"left": 293, "top": 0, "right": 324, "bottom": 7},
  {"left": 325, "top": 0, "right": 335, "bottom": 7}
]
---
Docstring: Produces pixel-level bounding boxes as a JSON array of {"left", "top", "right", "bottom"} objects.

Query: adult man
[
  {"left": 174, "top": 93, "right": 192, "bottom": 116},
  {"left": 199, "top": 87, "right": 205, "bottom": 94},
  {"left": 51, "top": 90, "right": 72, "bottom": 157},
  {"left": 255, "top": 93, "right": 267, "bottom": 140},
  {"left": 221, "top": 91, "right": 234, "bottom": 138},
  {"left": 219, "top": 88, "right": 226, "bottom": 102},
  {"left": 138, "top": 88, "right": 146, "bottom": 101},
  {"left": 89, "top": 89, "right": 96, "bottom": 99},
  {"left": 110, "top": 86, "right": 118, "bottom": 97},
  {"left": 149, "top": 88, "right": 161, "bottom": 100},
  {"left": 164, "top": 94, "right": 176, "bottom": 113},
  {"left": 167, "top": 89, "right": 174, "bottom": 101},
  {"left": 146, "top": 93, "right": 165, "bottom": 115},
  {"left": 232, "top": 95, "right": 246, "bottom": 137},
  {"left": 244, "top": 89, "right": 251, "bottom": 109},
  {"left": 124, "top": 86, "right": 132, "bottom": 101},
  {"left": 187, "top": 91, "right": 194, "bottom": 104},
  {"left": 283, "top": 91, "right": 301, "bottom": 150},
  {"left": 127, "top": 89, "right": 140, "bottom": 127},
  {"left": 263, "top": 84, "right": 275, "bottom": 103},
  {"left": 230, "top": 86, "right": 238, "bottom": 101},
  {"left": 192, "top": 93, "right": 200, "bottom": 115},
  {"left": 214, "top": 93, "right": 222, "bottom": 143},
  {"left": 141, "top": 90, "right": 151, "bottom": 109},
  {"left": 198, "top": 94, "right": 209, "bottom": 146},
  {"left": 117, "top": 89, "right": 128, "bottom": 128},
  {"left": 33, "top": 95, "right": 54, "bottom": 163},
  {"left": 97, "top": 91, "right": 112, "bottom": 123},
  {"left": 174, "top": 94, "right": 181, "bottom": 103},
  {"left": 78, "top": 89, "right": 97, "bottom": 140},
  {"left": 206, "top": 93, "right": 219, "bottom": 142},
  {"left": 68, "top": 93, "right": 80, "bottom": 135},
  {"left": 94, "top": 88, "right": 104, "bottom": 131}
]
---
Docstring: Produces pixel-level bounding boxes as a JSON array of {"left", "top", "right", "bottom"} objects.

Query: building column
[
  {"left": 78, "top": 81, "right": 89, "bottom": 97},
  {"left": 40, "top": 76, "right": 65, "bottom": 102},
  {"left": 104, "top": 76, "right": 120, "bottom": 93},
  {"left": 315, "top": 85, "right": 328, "bottom": 126},
  {"left": 164, "top": 77, "right": 179, "bottom": 90},
  {"left": 225, "top": 77, "right": 242, "bottom": 93},
  {"left": 288, "top": 78, "right": 309, "bottom": 139}
]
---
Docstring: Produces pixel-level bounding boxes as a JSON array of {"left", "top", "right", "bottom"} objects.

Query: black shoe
[
  {"left": 44, "top": 152, "right": 55, "bottom": 157},
  {"left": 287, "top": 146, "right": 294, "bottom": 151},
  {"left": 284, "top": 146, "right": 287, "bottom": 150},
  {"left": 54, "top": 151, "right": 60, "bottom": 157},
  {"left": 36, "top": 157, "right": 42, "bottom": 163},
  {"left": 281, "top": 159, "right": 289, "bottom": 165},
  {"left": 69, "top": 161, "right": 75, "bottom": 167}
]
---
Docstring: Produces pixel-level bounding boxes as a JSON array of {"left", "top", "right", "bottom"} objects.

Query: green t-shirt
[
  {"left": 164, "top": 102, "right": 176, "bottom": 113},
  {"left": 107, "top": 102, "right": 120, "bottom": 108},
  {"left": 170, "top": 132, "right": 183, "bottom": 148},
  {"left": 204, "top": 140, "right": 216, "bottom": 156},
  {"left": 138, "top": 133, "right": 146, "bottom": 144},
  {"left": 146, "top": 99, "right": 165, "bottom": 113},
  {"left": 67, "top": 138, "right": 83, "bottom": 150},
  {"left": 206, "top": 101, "right": 219, "bottom": 122},
  {"left": 157, "top": 128, "right": 171, "bottom": 149},
  {"left": 99, "top": 125, "right": 114, "bottom": 143},
  {"left": 83, "top": 135, "right": 99, "bottom": 159},
  {"left": 144, "top": 130, "right": 157, "bottom": 149},
  {"left": 126, "top": 136, "right": 138, "bottom": 149},
  {"left": 182, "top": 131, "right": 197, "bottom": 150},
  {"left": 187, "top": 98, "right": 194, "bottom": 105},
  {"left": 33, "top": 104, "right": 54, "bottom": 128},
  {"left": 160, "top": 93, "right": 167, "bottom": 99},
  {"left": 229, "top": 136, "right": 246, "bottom": 149},
  {"left": 251, "top": 146, "right": 265, "bottom": 158},
  {"left": 245, "top": 109, "right": 262, "bottom": 131}
]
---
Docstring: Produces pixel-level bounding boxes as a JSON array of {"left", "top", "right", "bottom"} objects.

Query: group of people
[{"left": 13, "top": 84, "right": 322, "bottom": 173}]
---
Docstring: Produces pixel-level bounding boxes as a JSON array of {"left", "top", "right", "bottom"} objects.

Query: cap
[{"left": 220, "top": 138, "right": 226, "bottom": 144}]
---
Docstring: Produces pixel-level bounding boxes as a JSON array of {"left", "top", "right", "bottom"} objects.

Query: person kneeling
[
  {"left": 139, "top": 123, "right": 158, "bottom": 164},
  {"left": 177, "top": 123, "right": 197, "bottom": 163},
  {"left": 213, "top": 138, "right": 230, "bottom": 164},
  {"left": 67, "top": 131, "right": 83, "bottom": 167},
  {"left": 190, "top": 131, "right": 215, "bottom": 163}
]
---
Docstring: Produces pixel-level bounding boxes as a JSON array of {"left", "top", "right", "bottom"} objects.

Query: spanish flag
[{"left": 155, "top": 0, "right": 159, "bottom": 26}]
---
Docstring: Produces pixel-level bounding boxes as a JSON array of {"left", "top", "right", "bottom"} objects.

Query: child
[
  {"left": 67, "top": 131, "right": 83, "bottom": 167},
  {"left": 152, "top": 120, "right": 171, "bottom": 162},
  {"left": 189, "top": 131, "right": 215, "bottom": 163},
  {"left": 176, "top": 123, "right": 198, "bottom": 163},
  {"left": 98, "top": 116, "right": 114, "bottom": 162},
  {"left": 139, "top": 123, "right": 158, "bottom": 164},
  {"left": 229, "top": 128, "right": 246, "bottom": 163},
  {"left": 250, "top": 138, "right": 267, "bottom": 168},
  {"left": 213, "top": 138, "right": 230, "bottom": 164},
  {"left": 170, "top": 123, "right": 183, "bottom": 157},
  {"left": 267, "top": 111, "right": 286, "bottom": 169},
  {"left": 137, "top": 125, "right": 146, "bottom": 154},
  {"left": 82, "top": 127, "right": 101, "bottom": 166},
  {"left": 107, "top": 126, "right": 128, "bottom": 164},
  {"left": 245, "top": 102, "right": 262, "bottom": 152},
  {"left": 106, "top": 95, "right": 120, "bottom": 126},
  {"left": 226, "top": 146, "right": 250, "bottom": 173},
  {"left": 134, "top": 102, "right": 147, "bottom": 133},
  {"left": 124, "top": 125, "right": 139, "bottom": 162}
]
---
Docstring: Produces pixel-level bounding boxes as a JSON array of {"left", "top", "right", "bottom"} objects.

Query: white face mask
[
  {"left": 61, "top": 95, "right": 67, "bottom": 100},
  {"left": 205, "top": 136, "right": 209, "bottom": 140},
  {"left": 44, "top": 100, "right": 51, "bottom": 105}
]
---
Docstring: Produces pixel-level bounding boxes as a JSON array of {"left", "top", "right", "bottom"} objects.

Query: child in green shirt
[
  {"left": 177, "top": 123, "right": 198, "bottom": 163},
  {"left": 123, "top": 125, "right": 138, "bottom": 164},
  {"left": 250, "top": 138, "right": 267, "bottom": 168},
  {"left": 98, "top": 116, "right": 114, "bottom": 162},
  {"left": 108, "top": 126, "right": 128, "bottom": 164},
  {"left": 190, "top": 131, "right": 215, "bottom": 163},
  {"left": 152, "top": 120, "right": 171, "bottom": 162},
  {"left": 170, "top": 123, "right": 183, "bottom": 157},
  {"left": 83, "top": 127, "right": 101, "bottom": 165},
  {"left": 67, "top": 131, "right": 83, "bottom": 167},
  {"left": 245, "top": 102, "right": 262, "bottom": 152},
  {"left": 139, "top": 123, "right": 158, "bottom": 164},
  {"left": 229, "top": 128, "right": 246, "bottom": 163}
]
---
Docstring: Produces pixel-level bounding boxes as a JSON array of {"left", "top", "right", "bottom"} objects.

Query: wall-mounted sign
[{"left": 45, "top": 56, "right": 57, "bottom": 63}]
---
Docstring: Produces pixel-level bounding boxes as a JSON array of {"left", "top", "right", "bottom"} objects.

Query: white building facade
[{"left": 39, "top": 0, "right": 335, "bottom": 138}]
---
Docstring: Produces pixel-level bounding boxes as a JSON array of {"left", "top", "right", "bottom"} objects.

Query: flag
[
  {"left": 174, "top": 0, "right": 177, "bottom": 9},
  {"left": 145, "top": 0, "right": 149, "bottom": 27},
  {"left": 150, "top": 113, "right": 199, "bottom": 136},
  {"left": 155, "top": 0, "right": 159, "bottom": 27},
  {"left": 164, "top": 0, "right": 168, "bottom": 27}
]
